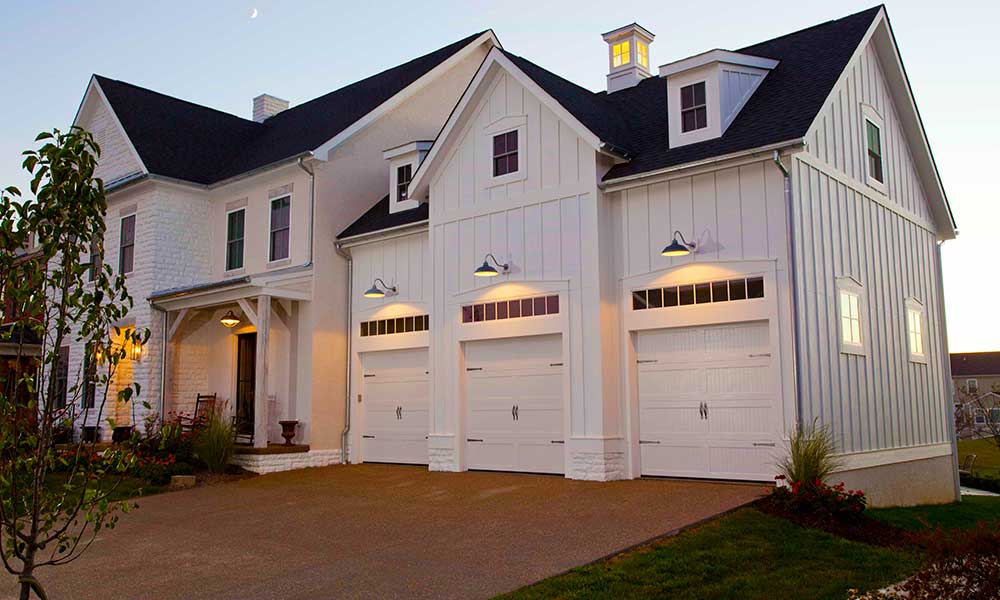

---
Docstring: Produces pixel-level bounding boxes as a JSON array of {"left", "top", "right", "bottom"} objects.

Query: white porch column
[{"left": 254, "top": 295, "right": 271, "bottom": 448}]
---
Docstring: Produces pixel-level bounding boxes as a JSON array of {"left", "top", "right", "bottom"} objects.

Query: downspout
[
  {"left": 296, "top": 156, "right": 316, "bottom": 265},
  {"left": 935, "top": 240, "right": 962, "bottom": 502},
  {"left": 157, "top": 306, "right": 167, "bottom": 424},
  {"left": 334, "top": 242, "right": 353, "bottom": 463},
  {"left": 772, "top": 150, "right": 804, "bottom": 428}
]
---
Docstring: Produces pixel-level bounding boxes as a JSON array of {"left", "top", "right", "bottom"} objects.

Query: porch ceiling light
[
  {"left": 474, "top": 253, "right": 509, "bottom": 277},
  {"left": 661, "top": 231, "right": 697, "bottom": 257},
  {"left": 220, "top": 310, "right": 241, "bottom": 328},
  {"left": 364, "top": 278, "right": 397, "bottom": 299}
]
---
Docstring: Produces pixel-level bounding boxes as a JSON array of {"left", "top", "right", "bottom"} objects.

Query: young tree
[{"left": 0, "top": 128, "right": 149, "bottom": 599}]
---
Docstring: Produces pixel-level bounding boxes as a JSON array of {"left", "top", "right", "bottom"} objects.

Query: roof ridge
[
  {"left": 737, "top": 5, "right": 882, "bottom": 53},
  {"left": 93, "top": 75, "right": 259, "bottom": 126}
]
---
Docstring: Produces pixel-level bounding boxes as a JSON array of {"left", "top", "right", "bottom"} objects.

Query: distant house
[
  {"left": 0, "top": 236, "right": 47, "bottom": 409},
  {"left": 951, "top": 352, "right": 1000, "bottom": 437}
]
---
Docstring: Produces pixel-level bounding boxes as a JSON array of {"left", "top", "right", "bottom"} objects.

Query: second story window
[
  {"left": 492, "top": 131, "right": 518, "bottom": 177},
  {"left": 866, "top": 119, "right": 884, "bottom": 184},
  {"left": 270, "top": 196, "right": 290, "bottom": 262},
  {"left": 88, "top": 239, "right": 102, "bottom": 282},
  {"left": 397, "top": 164, "right": 412, "bottom": 203},
  {"left": 226, "top": 209, "right": 245, "bottom": 271},
  {"left": 968, "top": 379, "right": 979, "bottom": 394},
  {"left": 680, "top": 82, "right": 707, "bottom": 133},
  {"left": 119, "top": 214, "right": 135, "bottom": 275},
  {"left": 612, "top": 40, "right": 630, "bottom": 67}
]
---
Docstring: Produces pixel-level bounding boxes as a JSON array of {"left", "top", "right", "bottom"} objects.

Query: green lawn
[
  {"left": 496, "top": 509, "right": 919, "bottom": 600},
  {"left": 869, "top": 495, "right": 1000, "bottom": 532},
  {"left": 958, "top": 438, "right": 1000, "bottom": 477}
]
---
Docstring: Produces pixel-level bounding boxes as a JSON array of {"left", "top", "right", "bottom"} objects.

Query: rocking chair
[{"left": 180, "top": 393, "right": 217, "bottom": 433}]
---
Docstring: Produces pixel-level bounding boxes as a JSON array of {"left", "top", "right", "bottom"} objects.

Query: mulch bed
[{"left": 754, "top": 495, "right": 916, "bottom": 548}]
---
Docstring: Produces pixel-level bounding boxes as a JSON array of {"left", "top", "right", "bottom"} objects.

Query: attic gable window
[
  {"left": 680, "top": 82, "right": 707, "bottom": 132},
  {"left": 866, "top": 119, "right": 884, "bottom": 183},
  {"left": 492, "top": 131, "right": 518, "bottom": 177},
  {"left": 396, "top": 164, "right": 412, "bottom": 203},
  {"left": 613, "top": 40, "right": 631, "bottom": 67}
]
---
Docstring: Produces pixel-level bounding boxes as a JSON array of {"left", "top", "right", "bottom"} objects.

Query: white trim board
[{"left": 835, "top": 442, "right": 952, "bottom": 472}]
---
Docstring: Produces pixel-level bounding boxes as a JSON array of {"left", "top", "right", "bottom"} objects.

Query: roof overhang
[
  {"left": 149, "top": 274, "right": 311, "bottom": 312},
  {"left": 312, "top": 30, "right": 501, "bottom": 162},
  {"left": 658, "top": 49, "right": 779, "bottom": 78}
]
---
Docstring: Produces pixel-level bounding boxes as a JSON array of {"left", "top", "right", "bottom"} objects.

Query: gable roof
[
  {"left": 951, "top": 352, "right": 1000, "bottom": 378},
  {"left": 503, "top": 6, "right": 882, "bottom": 181},
  {"left": 337, "top": 194, "right": 428, "bottom": 240},
  {"left": 91, "top": 31, "right": 490, "bottom": 185}
]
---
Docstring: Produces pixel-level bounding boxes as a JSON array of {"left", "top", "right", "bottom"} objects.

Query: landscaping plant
[
  {"left": 193, "top": 410, "right": 235, "bottom": 473},
  {"left": 0, "top": 128, "right": 149, "bottom": 600}
]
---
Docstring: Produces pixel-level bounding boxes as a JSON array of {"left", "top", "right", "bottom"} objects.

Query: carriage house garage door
[
  {"left": 637, "top": 321, "right": 778, "bottom": 481},
  {"left": 361, "top": 348, "right": 429, "bottom": 465},
  {"left": 465, "top": 334, "right": 564, "bottom": 474}
]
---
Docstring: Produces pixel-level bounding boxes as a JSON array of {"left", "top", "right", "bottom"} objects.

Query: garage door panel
[
  {"left": 703, "top": 323, "right": 769, "bottom": 357},
  {"left": 516, "top": 441, "right": 564, "bottom": 474},
  {"left": 362, "top": 348, "right": 429, "bottom": 465},
  {"left": 707, "top": 404, "right": 774, "bottom": 436},
  {"left": 708, "top": 442, "right": 776, "bottom": 479},
  {"left": 640, "top": 443, "right": 708, "bottom": 477},
  {"left": 465, "top": 441, "right": 515, "bottom": 471},
  {"left": 640, "top": 405, "right": 703, "bottom": 435},
  {"left": 638, "top": 367, "right": 702, "bottom": 396},
  {"left": 705, "top": 365, "right": 769, "bottom": 395}
]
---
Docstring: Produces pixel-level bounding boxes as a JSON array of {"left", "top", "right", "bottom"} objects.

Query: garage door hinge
[
  {"left": 363, "top": 374, "right": 376, "bottom": 378},
  {"left": 753, "top": 442, "right": 776, "bottom": 447},
  {"left": 748, "top": 353, "right": 771, "bottom": 358},
  {"left": 362, "top": 435, "right": 375, "bottom": 439},
  {"left": 466, "top": 367, "right": 483, "bottom": 371},
  {"left": 636, "top": 359, "right": 658, "bottom": 364},
  {"left": 549, "top": 440, "right": 564, "bottom": 444},
  {"left": 639, "top": 440, "right": 661, "bottom": 445},
  {"left": 467, "top": 438, "right": 484, "bottom": 442},
  {"left": 549, "top": 362, "right": 563, "bottom": 367}
]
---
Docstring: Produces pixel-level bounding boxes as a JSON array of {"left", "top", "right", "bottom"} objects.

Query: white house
[
  {"left": 63, "top": 6, "right": 956, "bottom": 506},
  {"left": 338, "top": 6, "right": 958, "bottom": 507}
]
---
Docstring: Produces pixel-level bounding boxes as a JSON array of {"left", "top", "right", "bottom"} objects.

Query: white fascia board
[
  {"left": 409, "top": 47, "right": 604, "bottom": 201},
  {"left": 658, "top": 49, "right": 779, "bottom": 77},
  {"left": 383, "top": 140, "right": 434, "bottom": 160},
  {"left": 312, "top": 30, "right": 500, "bottom": 161},
  {"left": 76, "top": 76, "right": 149, "bottom": 175}
]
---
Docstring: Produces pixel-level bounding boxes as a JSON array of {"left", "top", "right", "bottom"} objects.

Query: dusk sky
[{"left": 1, "top": 1, "right": 996, "bottom": 351}]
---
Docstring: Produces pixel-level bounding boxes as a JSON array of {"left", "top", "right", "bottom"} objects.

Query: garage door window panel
[{"left": 632, "top": 276, "right": 764, "bottom": 312}]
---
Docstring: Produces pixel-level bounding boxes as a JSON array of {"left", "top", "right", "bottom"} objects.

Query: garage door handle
[
  {"left": 362, "top": 435, "right": 375, "bottom": 439},
  {"left": 550, "top": 440, "right": 564, "bottom": 444},
  {"left": 467, "top": 438, "right": 484, "bottom": 443},
  {"left": 639, "top": 440, "right": 660, "bottom": 445},
  {"left": 753, "top": 442, "right": 776, "bottom": 447}
]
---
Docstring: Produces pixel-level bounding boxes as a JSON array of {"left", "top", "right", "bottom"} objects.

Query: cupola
[{"left": 602, "top": 23, "right": 654, "bottom": 93}]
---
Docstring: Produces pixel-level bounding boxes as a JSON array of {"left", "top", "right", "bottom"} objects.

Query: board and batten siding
[
  {"left": 428, "top": 69, "right": 612, "bottom": 444},
  {"left": 793, "top": 36, "right": 950, "bottom": 454},
  {"left": 350, "top": 232, "right": 431, "bottom": 314}
]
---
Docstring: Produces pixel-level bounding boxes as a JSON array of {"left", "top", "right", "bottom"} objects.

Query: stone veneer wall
[{"left": 230, "top": 450, "right": 342, "bottom": 474}]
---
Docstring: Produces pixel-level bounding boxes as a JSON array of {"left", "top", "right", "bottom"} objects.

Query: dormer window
[
  {"left": 636, "top": 41, "right": 648, "bottom": 68},
  {"left": 612, "top": 40, "right": 631, "bottom": 67},
  {"left": 396, "top": 164, "right": 412, "bottom": 203},
  {"left": 680, "top": 82, "right": 707, "bottom": 133}
]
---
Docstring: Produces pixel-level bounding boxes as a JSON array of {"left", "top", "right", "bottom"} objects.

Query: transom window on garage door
[
  {"left": 462, "top": 294, "right": 559, "bottom": 323},
  {"left": 360, "top": 314, "right": 429, "bottom": 337},
  {"left": 632, "top": 276, "right": 764, "bottom": 311}
]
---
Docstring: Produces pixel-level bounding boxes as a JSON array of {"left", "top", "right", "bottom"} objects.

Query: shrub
[
  {"left": 194, "top": 412, "right": 235, "bottom": 473},
  {"left": 771, "top": 477, "right": 867, "bottom": 518},
  {"left": 778, "top": 419, "right": 842, "bottom": 485},
  {"left": 960, "top": 473, "right": 1000, "bottom": 494}
]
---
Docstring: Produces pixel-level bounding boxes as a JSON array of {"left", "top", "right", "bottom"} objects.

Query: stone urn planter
[{"left": 279, "top": 420, "right": 299, "bottom": 446}]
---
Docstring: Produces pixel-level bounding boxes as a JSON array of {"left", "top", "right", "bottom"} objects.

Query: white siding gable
[{"left": 73, "top": 80, "right": 145, "bottom": 185}]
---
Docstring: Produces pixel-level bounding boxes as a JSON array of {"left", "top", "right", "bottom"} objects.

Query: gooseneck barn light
[
  {"left": 660, "top": 231, "right": 697, "bottom": 257},
  {"left": 473, "top": 253, "right": 510, "bottom": 277},
  {"left": 363, "top": 278, "right": 398, "bottom": 299}
]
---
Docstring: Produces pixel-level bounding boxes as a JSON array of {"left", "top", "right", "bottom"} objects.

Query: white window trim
[
  {"left": 967, "top": 378, "right": 979, "bottom": 394},
  {"left": 904, "top": 297, "right": 928, "bottom": 364},
  {"left": 390, "top": 161, "right": 419, "bottom": 212},
  {"left": 267, "top": 194, "right": 292, "bottom": 265},
  {"left": 484, "top": 116, "right": 527, "bottom": 186},
  {"left": 225, "top": 206, "right": 246, "bottom": 274},
  {"left": 861, "top": 104, "right": 887, "bottom": 194},
  {"left": 836, "top": 276, "right": 866, "bottom": 356},
  {"left": 118, "top": 212, "right": 136, "bottom": 275}
]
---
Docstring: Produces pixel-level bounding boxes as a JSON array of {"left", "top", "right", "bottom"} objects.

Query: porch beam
[
  {"left": 253, "top": 295, "right": 270, "bottom": 448},
  {"left": 237, "top": 298, "right": 258, "bottom": 329}
]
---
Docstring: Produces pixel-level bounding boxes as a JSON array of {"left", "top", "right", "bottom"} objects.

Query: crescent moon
[{"left": 250, "top": 8, "right": 258, "bottom": 18}]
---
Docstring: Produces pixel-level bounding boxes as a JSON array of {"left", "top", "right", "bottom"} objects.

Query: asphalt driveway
[{"left": 5, "top": 465, "right": 766, "bottom": 599}]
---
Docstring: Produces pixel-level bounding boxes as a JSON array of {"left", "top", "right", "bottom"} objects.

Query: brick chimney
[{"left": 252, "top": 93, "right": 289, "bottom": 123}]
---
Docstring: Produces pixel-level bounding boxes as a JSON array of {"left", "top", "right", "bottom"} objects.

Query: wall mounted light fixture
[
  {"left": 364, "top": 278, "right": 398, "bottom": 299},
  {"left": 474, "top": 253, "right": 510, "bottom": 277},
  {"left": 661, "top": 231, "right": 697, "bottom": 257},
  {"left": 220, "top": 310, "right": 241, "bottom": 328},
  {"left": 130, "top": 339, "right": 143, "bottom": 362}
]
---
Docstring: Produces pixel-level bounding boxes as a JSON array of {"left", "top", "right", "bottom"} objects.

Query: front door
[{"left": 235, "top": 332, "right": 256, "bottom": 439}]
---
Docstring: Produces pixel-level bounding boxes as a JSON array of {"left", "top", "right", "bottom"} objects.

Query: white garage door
[
  {"left": 465, "top": 334, "right": 564, "bottom": 474},
  {"left": 361, "top": 348, "right": 429, "bottom": 465},
  {"left": 637, "top": 321, "right": 778, "bottom": 481}
]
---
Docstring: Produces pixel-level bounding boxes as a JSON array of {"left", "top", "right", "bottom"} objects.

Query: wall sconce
[
  {"left": 661, "top": 231, "right": 697, "bottom": 257},
  {"left": 130, "top": 340, "right": 143, "bottom": 362},
  {"left": 474, "top": 253, "right": 510, "bottom": 277},
  {"left": 94, "top": 345, "right": 105, "bottom": 364},
  {"left": 364, "top": 278, "right": 398, "bottom": 299},
  {"left": 220, "top": 310, "right": 241, "bottom": 328}
]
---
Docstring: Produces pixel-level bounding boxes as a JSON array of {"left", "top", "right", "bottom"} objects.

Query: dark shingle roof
[
  {"left": 95, "top": 31, "right": 489, "bottom": 185},
  {"left": 951, "top": 353, "right": 1000, "bottom": 377},
  {"left": 501, "top": 6, "right": 881, "bottom": 181},
  {"left": 338, "top": 195, "right": 428, "bottom": 240}
]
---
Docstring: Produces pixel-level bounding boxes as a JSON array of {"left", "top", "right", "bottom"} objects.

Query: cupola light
[
  {"left": 661, "top": 231, "right": 697, "bottom": 257},
  {"left": 364, "top": 278, "right": 397, "bottom": 299},
  {"left": 474, "top": 254, "right": 510, "bottom": 277},
  {"left": 220, "top": 310, "right": 241, "bottom": 328}
]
